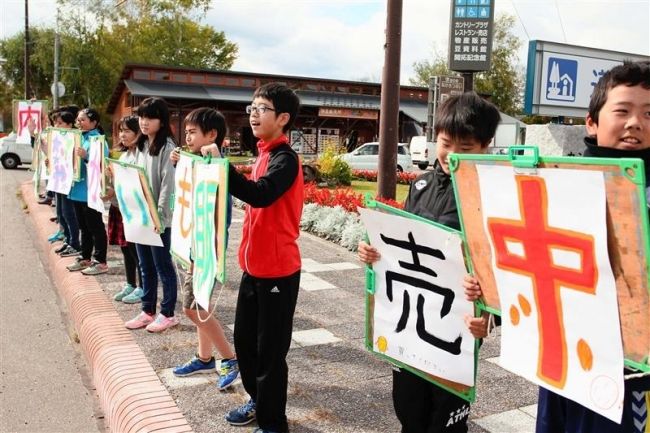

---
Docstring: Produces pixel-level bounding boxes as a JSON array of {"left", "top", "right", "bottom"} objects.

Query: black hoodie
[{"left": 583, "top": 136, "right": 650, "bottom": 392}]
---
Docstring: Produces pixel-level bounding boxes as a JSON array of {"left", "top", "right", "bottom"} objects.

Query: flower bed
[
  {"left": 352, "top": 169, "right": 417, "bottom": 185},
  {"left": 233, "top": 182, "right": 404, "bottom": 252}
]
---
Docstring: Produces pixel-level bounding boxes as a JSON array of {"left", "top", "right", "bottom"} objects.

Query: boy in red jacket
[{"left": 206, "top": 83, "right": 303, "bottom": 433}]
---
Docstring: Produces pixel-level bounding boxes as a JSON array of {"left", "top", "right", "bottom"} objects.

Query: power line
[
  {"left": 510, "top": 0, "right": 530, "bottom": 40},
  {"left": 554, "top": 0, "right": 568, "bottom": 42}
]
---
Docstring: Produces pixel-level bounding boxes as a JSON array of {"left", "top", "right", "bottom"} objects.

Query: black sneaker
[
  {"left": 225, "top": 399, "right": 256, "bottom": 426},
  {"left": 60, "top": 246, "right": 81, "bottom": 257},
  {"left": 55, "top": 243, "right": 69, "bottom": 254}
]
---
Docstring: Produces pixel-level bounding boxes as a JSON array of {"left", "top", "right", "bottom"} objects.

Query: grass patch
[
  {"left": 351, "top": 180, "right": 409, "bottom": 203},
  {"left": 227, "top": 155, "right": 255, "bottom": 164}
]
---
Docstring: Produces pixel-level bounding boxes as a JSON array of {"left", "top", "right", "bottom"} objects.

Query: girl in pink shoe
[{"left": 124, "top": 98, "right": 179, "bottom": 333}]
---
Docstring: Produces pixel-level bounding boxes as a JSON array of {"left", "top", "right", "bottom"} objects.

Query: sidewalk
[{"left": 24, "top": 181, "right": 539, "bottom": 433}]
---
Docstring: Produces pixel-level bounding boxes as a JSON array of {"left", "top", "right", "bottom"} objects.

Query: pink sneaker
[
  {"left": 145, "top": 313, "right": 179, "bottom": 333},
  {"left": 125, "top": 311, "right": 154, "bottom": 330}
]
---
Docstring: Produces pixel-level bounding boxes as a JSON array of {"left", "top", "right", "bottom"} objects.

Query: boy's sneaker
[
  {"left": 60, "top": 246, "right": 81, "bottom": 257},
  {"left": 145, "top": 313, "right": 179, "bottom": 333},
  {"left": 67, "top": 258, "right": 91, "bottom": 272},
  {"left": 48, "top": 231, "right": 64, "bottom": 243},
  {"left": 173, "top": 356, "right": 216, "bottom": 377},
  {"left": 252, "top": 429, "right": 279, "bottom": 433},
  {"left": 54, "top": 243, "right": 69, "bottom": 254},
  {"left": 81, "top": 262, "right": 109, "bottom": 275},
  {"left": 122, "top": 287, "right": 144, "bottom": 304},
  {"left": 217, "top": 358, "right": 240, "bottom": 390},
  {"left": 225, "top": 399, "right": 256, "bottom": 426},
  {"left": 125, "top": 311, "right": 154, "bottom": 330},
  {"left": 113, "top": 284, "right": 135, "bottom": 302}
]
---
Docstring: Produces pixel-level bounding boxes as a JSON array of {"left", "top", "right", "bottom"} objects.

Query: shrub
[
  {"left": 317, "top": 144, "right": 352, "bottom": 186},
  {"left": 313, "top": 205, "right": 351, "bottom": 241}
]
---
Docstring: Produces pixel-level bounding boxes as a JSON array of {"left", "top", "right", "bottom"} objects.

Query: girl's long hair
[{"left": 135, "top": 97, "right": 175, "bottom": 156}]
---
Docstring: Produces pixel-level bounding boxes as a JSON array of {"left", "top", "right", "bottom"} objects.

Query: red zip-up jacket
[{"left": 228, "top": 135, "right": 304, "bottom": 278}]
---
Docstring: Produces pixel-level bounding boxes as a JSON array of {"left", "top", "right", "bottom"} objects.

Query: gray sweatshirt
[{"left": 135, "top": 137, "right": 176, "bottom": 229}]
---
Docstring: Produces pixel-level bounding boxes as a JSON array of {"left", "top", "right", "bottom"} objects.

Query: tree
[
  {"left": 0, "top": 0, "right": 238, "bottom": 130},
  {"left": 409, "top": 13, "right": 524, "bottom": 115}
]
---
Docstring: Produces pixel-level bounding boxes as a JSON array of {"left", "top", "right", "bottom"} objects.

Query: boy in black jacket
[
  {"left": 536, "top": 60, "right": 650, "bottom": 433},
  {"left": 358, "top": 92, "right": 500, "bottom": 433}
]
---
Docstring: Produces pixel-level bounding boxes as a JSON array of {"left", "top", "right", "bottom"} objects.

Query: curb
[{"left": 22, "top": 182, "right": 193, "bottom": 433}]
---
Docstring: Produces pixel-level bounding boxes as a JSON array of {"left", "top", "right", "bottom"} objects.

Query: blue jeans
[
  {"left": 55, "top": 193, "right": 68, "bottom": 239},
  {"left": 136, "top": 229, "right": 178, "bottom": 317},
  {"left": 60, "top": 195, "right": 80, "bottom": 250}
]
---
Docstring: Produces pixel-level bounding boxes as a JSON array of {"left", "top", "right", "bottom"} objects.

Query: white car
[
  {"left": 340, "top": 142, "right": 413, "bottom": 172},
  {"left": 0, "top": 133, "right": 33, "bottom": 169}
]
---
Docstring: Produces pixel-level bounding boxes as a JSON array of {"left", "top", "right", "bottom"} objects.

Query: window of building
[
  {"left": 153, "top": 71, "right": 170, "bottom": 81},
  {"left": 190, "top": 74, "right": 205, "bottom": 84},
  {"left": 171, "top": 72, "right": 188, "bottom": 82},
  {"left": 133, "top": 70, "right": 150, "bottom": 80}
]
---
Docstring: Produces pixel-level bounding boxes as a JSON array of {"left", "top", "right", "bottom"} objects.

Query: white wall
[{"left": 524, "top": 124, "right": 587, "bottom": 156}]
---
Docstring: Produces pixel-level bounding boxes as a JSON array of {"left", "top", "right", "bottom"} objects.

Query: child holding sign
[
  {"left": 358, "top": 92, "right": 498, "bottom": 433},
  {"left": 124, "top": 97, "right": 179, "bottom": 333},
  {"left": 535, "top": 60, "right": 650, "bottom": 433},
  {"left": 103, "top": 115, "right": 143, "bottom": 303},
  {"left": 169, "top": 107, "right": 238, "bottom": 390}
]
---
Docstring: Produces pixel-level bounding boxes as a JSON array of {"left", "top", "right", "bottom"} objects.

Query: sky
[{"left": 2, "top": 0, "right": 649, "bottom": 84}]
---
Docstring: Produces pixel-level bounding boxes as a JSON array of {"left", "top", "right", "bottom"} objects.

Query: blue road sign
[
  {"left": 455, "top": 7, "right": 466, "bottom": 17},
  {"left": 479, "top": 7, "right": 490, "bottom": 18},
  {"left": 546, "top": 57, "right": 578, "bottom": 102},
  {"left": 467, "top": 7, "right": 478, "bottom": 18}
]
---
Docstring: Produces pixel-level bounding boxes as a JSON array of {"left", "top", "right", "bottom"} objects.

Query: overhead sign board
[
  {"left": 448, "top": 0, "right": 495, "bottom": 72},
  {"left": 524, "top": 40, "right": 649, "bottom": 117},
  {"left": 427, "top": 76, "right": 465, "bottom": 141},
  {"left": 318, "top": 107, "right": 378, "bottom": 120}
]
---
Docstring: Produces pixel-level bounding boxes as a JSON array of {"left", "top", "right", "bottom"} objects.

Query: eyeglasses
[{"left": 246, "top": 105, "right": 276, "bottom": 115}]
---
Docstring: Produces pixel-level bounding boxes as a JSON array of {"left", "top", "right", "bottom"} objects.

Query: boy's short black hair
[
  {"left": 588, "top": 60, "right": 650, "bottom": 124},
  {"left": 253, "top": 83, "right": 300, "bottom": 133},
  {"left": 434, "top": 91, "right": 500, "bottom": 146},
  {"left": 184, "top": 107, "right": 227, "bottom": 148}
]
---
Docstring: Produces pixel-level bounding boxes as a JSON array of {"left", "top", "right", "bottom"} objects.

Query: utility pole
[
  {"left": 53, "top": 7, "right": 60, "bottom": 109},
  {"left": 462, "top": 72, "right": 474, "bottom": 92},
  {"left": 377, "top": 0, "right": 402, "bottom": 200},
  {"left": 24, "top": 0, "right": 31, "bottom": 98}
]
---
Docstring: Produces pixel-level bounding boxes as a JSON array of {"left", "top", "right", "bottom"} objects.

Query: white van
[
  {"left": 409, "top": 136, "right": 436, "bottom": 170},
  {"left": 0, "top": 133, "right": 33, "bottom": 169}
]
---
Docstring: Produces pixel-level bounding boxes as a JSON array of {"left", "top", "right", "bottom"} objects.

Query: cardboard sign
[
  {"left": 13, "top": 100, "right": 48, "bottom": 145},
  {"left": 87, "top": 135, "right": 108, "bottom": 214},
  {"left": 170, "top": 153, "right": 196, "bottom": 266},
  {"left": 46, "top": 129, "right": 81, "bottom": 195},
  {"left": 450, "top": 148, "right": 650, "bottom": 422},
  {"left": 109, "top": 159, "right": 163, "bottom": 247},
  {"left": 361, "top": 201, "right": 477, "bottom": 402}
]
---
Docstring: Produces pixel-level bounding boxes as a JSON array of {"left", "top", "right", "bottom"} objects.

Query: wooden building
[{"left": 106, "top": 64, "right": 429, "bottom": 154}]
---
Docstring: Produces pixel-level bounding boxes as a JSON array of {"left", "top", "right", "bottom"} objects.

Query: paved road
[{"left": 0, "top": 168, "right": 103, "bottom": 432}]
